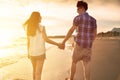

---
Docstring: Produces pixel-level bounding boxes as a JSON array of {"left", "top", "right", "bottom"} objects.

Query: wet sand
[
  {"left": 75, "top": 39, "right": 120, "bottom": 80},
  {"left": 91, "top": 39, "right": 120, "bottom": 80},
  {"left": 0, "top": 39, "right": 120, "bottom": 80},
  {"left": 0, "top": 46, "right": 72, "bottom": 80}
]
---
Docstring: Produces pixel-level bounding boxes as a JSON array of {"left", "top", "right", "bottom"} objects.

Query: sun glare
[
  {"left": 0, "top": 4, "right": 14, "bottom": 18},
  {"left": 0, "top": 29, "right": 14, "bottom": 47}
]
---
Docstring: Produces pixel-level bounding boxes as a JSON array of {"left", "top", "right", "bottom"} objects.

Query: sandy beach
[
  {"left": 0, "top": 46, "right": 72, "bottom": 80},
  {"left": 0, "top": 39, "right": 120, "bottom": 80}
]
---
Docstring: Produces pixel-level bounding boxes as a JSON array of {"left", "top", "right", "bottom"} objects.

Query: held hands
[{"left": 58, "top": 43, "right": 65, "bottom": 50}]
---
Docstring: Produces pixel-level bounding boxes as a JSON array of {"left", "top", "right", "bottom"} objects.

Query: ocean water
[{"left": 0, "top": 37, "right": 27, "bottom": 68}]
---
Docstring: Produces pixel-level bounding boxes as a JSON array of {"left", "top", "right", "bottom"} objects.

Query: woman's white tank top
[{"left": 29, "top": 25, "right": 45, "bottom": 56}]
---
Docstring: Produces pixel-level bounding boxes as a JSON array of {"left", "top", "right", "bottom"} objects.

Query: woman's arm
[
  {"left": 27, "top": 36, "right": 30, "bottom": 58},
  {"left": 42, "top": 27, "right": 59, "bottom": 46}
]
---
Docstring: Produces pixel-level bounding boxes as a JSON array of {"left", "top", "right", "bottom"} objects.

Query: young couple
[{"left": 23, "top": 1, "right": 97, "bottom": 80}]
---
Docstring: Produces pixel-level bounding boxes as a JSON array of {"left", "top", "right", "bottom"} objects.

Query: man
[{"left": 61, "top": 1, "right": 97, "bottom": 80}]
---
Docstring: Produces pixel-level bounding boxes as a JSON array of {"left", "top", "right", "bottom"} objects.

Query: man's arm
[
  {"left": 62, "top": 25, "right": 76, "bottom": 44},
  {"left": 94, "top": 28, "right": 97, "bottom": 40}
]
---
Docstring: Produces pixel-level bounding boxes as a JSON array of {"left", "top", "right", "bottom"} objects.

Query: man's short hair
[{"left": 77, "top": 1, "right": 88, "bottom": 11}]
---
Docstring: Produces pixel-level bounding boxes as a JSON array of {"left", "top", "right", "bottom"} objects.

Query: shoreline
[{"left": 0, "top": 37, "right": 120, "bottom": 68}]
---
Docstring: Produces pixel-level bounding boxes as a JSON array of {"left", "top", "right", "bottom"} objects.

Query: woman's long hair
[{"left": 24, "top": 12, "right": 41, "bottom": 36}]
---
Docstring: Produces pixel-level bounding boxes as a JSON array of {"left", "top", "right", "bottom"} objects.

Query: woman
[{"left": 23, "top": 11, "right": 62, "bottom": 80}]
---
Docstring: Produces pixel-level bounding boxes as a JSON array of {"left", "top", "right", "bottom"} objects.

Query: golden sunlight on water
[
  {"left": 0, "top": 28, "right": 25, "bottom": 58},
  {"left": 0, "top": 31, "right": 13, "bottom": 47},
  {"left": 0, "top": 40, "right": 13, "bottom": 58}
]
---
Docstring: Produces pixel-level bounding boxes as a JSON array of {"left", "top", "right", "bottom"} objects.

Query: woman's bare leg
[
  {"left": 35, "top": 60, "right": 44, "bottom": 80},
  {"left": 31, "top": 59, "right": 36, "bottom": 80}
]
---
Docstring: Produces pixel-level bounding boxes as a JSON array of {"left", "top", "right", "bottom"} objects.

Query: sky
[{"left": 0, "top": 0, "right": 120, "bottom": 36}]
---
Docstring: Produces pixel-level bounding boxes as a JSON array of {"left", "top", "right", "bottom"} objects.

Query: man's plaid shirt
[{"left": 73, "top": 12, "right": 97, "bottom": 48}]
